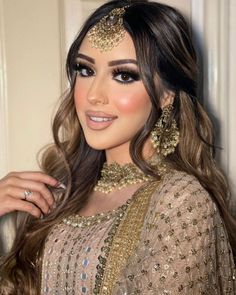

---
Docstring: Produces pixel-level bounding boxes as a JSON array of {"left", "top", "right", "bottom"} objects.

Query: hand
[{"left": 0, "top": 171, "right": 59, "bottom": 218}]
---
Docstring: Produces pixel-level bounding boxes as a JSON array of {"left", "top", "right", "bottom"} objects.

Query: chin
[
  {"left": 84, "top": 135, "right": 131, "bottom": 152},
  {"left": 84, "top": 137, "right": 111, "bottom": 151}
]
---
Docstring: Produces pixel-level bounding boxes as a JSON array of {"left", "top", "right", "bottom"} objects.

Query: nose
[{"left": 87, "top": 76, "right": 108, "bottom": 105}]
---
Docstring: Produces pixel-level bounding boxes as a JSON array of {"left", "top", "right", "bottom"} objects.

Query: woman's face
[{"left": 74, "top": 32, "right": 152, "bottom": 161}]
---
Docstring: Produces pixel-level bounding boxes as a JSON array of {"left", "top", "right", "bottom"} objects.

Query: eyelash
[
  {"left": 73, "top": 62, "right": 140, "bottom": 84},
  {"left": 73, "top": 63, "right": 94, "bottom": 77},
  {"left": 112, "top": 67, "right": 140, "bottom": 84}
]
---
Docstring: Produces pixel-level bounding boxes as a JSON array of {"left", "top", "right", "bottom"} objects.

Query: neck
[
  {"left": 105, "top": 138, "right": 154, "bottom": 165},
  {"left": 105, "top": 142, "right": 132, "bottom": 165}
]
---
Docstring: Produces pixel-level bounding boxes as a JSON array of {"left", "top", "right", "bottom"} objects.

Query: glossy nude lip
[{"left": 85, "top": 111, "right": 118, "bottom": 130}]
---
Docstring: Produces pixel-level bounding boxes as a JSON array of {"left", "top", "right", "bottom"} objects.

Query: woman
[{"left": 0, "top": 0, "right": 235, "bottom": 294}]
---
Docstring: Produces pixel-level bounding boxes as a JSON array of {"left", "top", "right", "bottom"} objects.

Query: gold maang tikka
[{"left": 87, "top": 7, "right": 128, "bottom": 52}]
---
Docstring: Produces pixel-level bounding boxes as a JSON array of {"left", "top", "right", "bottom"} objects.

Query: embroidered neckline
[
  {"left": 93, "top": 180, "right": 161, "bottom": 295},
  {"left": 62, "top": 182, "right": 150, "bottom": 228},
  {"left": 62, "top": 199, "right": 132, "bottom": 228}
]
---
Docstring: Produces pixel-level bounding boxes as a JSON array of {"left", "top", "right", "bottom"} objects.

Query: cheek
[
  {"left": 113, "top": 89, "right": 151, "bottom": 114},
  {"left": 74, "top": 80, "right": 88, "bottom": 109}
]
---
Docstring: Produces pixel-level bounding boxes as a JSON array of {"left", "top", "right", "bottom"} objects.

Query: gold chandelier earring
[{"left": 151, "top": 104, "right": 179, "bottom": 156}]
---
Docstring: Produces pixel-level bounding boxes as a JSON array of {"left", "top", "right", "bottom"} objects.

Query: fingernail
[
  {"left": 56, "top": 182, "right": 67, "bottom": 190},
  {"left": 40, "top": 214, "right": 44, "bottom": 219}
]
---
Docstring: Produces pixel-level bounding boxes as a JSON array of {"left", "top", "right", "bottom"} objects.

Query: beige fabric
[{"left": 41, "top": 171, "right": 236, "bottom": 294}]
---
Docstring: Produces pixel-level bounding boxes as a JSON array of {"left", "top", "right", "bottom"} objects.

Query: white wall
[{"left": 0, "top": 0, "right": 62, "bottom": 176}]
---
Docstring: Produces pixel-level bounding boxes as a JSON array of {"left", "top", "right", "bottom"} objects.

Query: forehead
[{"left": 78, "top": 32, "right": 137, "bottom": 61}]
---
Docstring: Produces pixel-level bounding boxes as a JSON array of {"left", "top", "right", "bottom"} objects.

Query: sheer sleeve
[{"left": 114, "top": 172, "right": 236, "bottom": 295}]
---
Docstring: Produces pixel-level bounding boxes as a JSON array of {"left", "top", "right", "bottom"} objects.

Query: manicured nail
[{"left": 56, "top": 182, "right": 67, "bottom": 189}]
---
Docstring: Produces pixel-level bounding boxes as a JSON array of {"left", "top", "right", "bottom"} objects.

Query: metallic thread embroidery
[{"left": 93, "top": 181, "right": 161, "bottom": 295}]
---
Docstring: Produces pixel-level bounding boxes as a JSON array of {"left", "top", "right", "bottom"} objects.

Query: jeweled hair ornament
[{"left": 87, "top": 6, "right": 128, "bottom": 52}]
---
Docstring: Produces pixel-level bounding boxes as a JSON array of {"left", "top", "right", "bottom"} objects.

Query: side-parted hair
[{"left": 1, "top": 1, "right": 235, "bottom": 294}]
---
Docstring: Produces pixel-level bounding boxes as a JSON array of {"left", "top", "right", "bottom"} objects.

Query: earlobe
[{"left": 160, "top": 91, "right": 175, "bottom": 109}]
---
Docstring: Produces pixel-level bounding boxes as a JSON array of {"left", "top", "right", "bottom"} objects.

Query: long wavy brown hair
[{"left": 1, "top": 0, "right": 236, "bottom": 294}]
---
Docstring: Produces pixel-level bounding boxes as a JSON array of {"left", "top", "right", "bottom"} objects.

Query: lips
[{"left": 85, "top": 111, "right": 118, "bottom": 130}]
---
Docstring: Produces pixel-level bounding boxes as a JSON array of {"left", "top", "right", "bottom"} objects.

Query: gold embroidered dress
[{"left": 41, "top": 171, "right": 236, "bottom": 294}]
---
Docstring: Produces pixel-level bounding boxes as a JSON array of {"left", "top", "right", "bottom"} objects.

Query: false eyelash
[
  {"left": 72, "top": 62, "right": 91, "bottom": 73},
  {"left": 112, "top": 67, "right": 140, "bottom": 81}
]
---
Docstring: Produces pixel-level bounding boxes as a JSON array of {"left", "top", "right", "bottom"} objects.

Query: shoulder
[
  {"left": 159, "top": 169, "right": 209, "bottom": 198},
  {"left": 144, "top": 170, "right": 224, "bottom": 248},
  {"left": 134, "top": 171, "right": 236, "bottom": 295},
  {"left": 146, "top": 170, "right": 219, "bottom": 229},
  {"left": 153, "top": 170, "right": 216, "bottom": 212}
]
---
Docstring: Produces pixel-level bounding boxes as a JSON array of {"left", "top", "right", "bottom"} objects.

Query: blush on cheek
[
  {"left": 74, "top": 86, "right": 87, "bottom": 109},
  {"left": 114, "top": 92, "right": 151, "bottom": 114}
]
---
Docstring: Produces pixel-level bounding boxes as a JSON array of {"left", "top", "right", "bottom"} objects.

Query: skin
[
  {"left": 74, "top": 33, "right": 153, "bottom": 164},
  {"left": 0, "top": 172, "right": 57, "bottom": 218}
]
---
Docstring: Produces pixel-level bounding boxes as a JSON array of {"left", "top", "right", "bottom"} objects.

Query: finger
[
  {"left": 5, "top": 178, "right": 55, "bottom": 208},
  {"left": 4, "top": 185, "right": 31, "bottom": 200},
  {"left": 5, "top": 186, "right": 50, "bottom": 214},
  {"left": 8, "top": 171, "right": 59, "bottom": 188},
  {"left": 3, "top": 196, "right": 42, "bottom": 218},
  {"left": 23, "top": 191, "right": 50, "bottom": 214}
]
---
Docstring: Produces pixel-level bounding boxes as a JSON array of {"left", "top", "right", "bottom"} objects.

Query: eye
[
  {"left": 73, "top": 63, "right": 95, "bottom": 77},
  {"left": 112, "top": 68, "right": 140, "bottom": 84}
]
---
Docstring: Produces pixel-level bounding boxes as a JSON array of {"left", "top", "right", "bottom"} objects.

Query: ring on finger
[{"left": 23, "top": 189, "right": 33, "bottom": 200}]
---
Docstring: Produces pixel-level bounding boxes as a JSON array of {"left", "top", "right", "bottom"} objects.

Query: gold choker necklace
[{"left": 94, "top": 162, "right": 152, "bottom": 194}]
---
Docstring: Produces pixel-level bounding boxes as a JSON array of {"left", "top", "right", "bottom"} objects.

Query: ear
[{"left": 160, "top": 91, "right": 175, "bottom": 109}]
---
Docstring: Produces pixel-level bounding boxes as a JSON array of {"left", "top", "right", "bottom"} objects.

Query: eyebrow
[
  {"left": 76, "top": 53, "right": 137, "bottom": 66},
  {"left": 77, "top": 53, "right": 95, "bottom": 64},
  {"left": 108, "top": 59, "right": 137, "bottom": 66}
]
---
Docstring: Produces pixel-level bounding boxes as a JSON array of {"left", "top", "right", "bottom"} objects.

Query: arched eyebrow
[
  {"left": 77, "top": 53, "right": 95, "bottom": 64},
  {"left": 108, "top": 59, "right": 137, "bottom": 66},
  {"left": 76, "top": 53, "right": 137, "bottom": 66}
]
